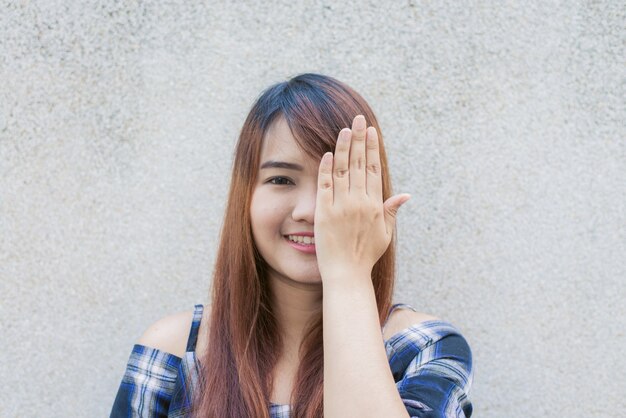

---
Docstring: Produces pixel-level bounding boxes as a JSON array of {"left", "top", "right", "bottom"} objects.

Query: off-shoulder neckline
[
  {"left": 133, "top": 317, "right": 459, "bottom": 409},
  {"left": 134, "top": 318, "right": 456, "bottom": 362}
]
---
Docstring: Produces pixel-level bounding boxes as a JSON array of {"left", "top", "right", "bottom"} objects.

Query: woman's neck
[{"left": 268, "top": 272, "right": 323, "bottom": 352}]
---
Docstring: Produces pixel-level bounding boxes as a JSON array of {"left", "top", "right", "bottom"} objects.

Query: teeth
[{"left": 288, "top": 235, "right": 315, "bottom": 245}]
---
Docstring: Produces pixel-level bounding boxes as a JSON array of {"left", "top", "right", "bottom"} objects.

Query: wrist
[{"left": 321, "top": 267, "right": 374, "bottom": 292}]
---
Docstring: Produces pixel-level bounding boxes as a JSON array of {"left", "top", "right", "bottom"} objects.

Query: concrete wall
[{"left": 1, "top": 1, "right": 624, "bottom": 417}]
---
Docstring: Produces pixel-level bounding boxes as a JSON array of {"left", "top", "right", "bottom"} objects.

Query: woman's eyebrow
[{"left": 260, "top": 161, "right": 304, "bottom": 171}]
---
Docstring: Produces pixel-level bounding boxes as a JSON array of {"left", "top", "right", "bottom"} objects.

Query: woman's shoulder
[
  {"left": 383, "top": 302, "right": 473, "bottom": 375},
  {"left": 382, "top": 303, "right": 439, "bottom": 342},
  {"left": 383, "top": 303, "right": 471, "bottom": 350},
  {"left": 137, "top": 305, "right": 208, "bottom": 358},
  {"left": 384, "top": 304, "right": 473, "bottom": 417}
]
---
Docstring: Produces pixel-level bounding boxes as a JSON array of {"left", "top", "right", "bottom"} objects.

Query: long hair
[{"left": 194, "top": 73, "right": 397, "bottom": 418}]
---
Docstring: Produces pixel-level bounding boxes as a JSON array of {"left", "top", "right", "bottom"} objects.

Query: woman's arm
[
  {"left": 323, "top": 281, "right": 473, "bottom": 418},
  {"left": 323, "top": 277, "right": 411, "bottom": 418},
  {"left": 315, "top": 116, "right": 411, "bottom": 417},
  {"left": 109, "top": 311, "right": 193, "bottom": 418},
  {"left": 391, "top": 320, "right": 473, "bottom": 417},
  {"left": 315, "top": 116, "right": 472, "bottom": 417}
]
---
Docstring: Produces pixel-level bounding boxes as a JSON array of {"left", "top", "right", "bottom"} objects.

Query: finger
[
  {"left": 333, "top": 128, "right": 351, "bottom": 197},
  {"left": 349, "top": 115, "right": 367, "bottom": 194},
  {"left": 383, "top": 194, "right": 411, "bottom": 235},
  {"left": 365, "top": 126, "right": 383, "bottom": 202},
  {"left": 317, "top": 152, "right": 334, "bottom": 207}
]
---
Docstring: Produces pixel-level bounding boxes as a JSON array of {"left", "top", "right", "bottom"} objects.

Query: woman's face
[{"left": 250, "top": 117, "right": 322, "bottom": 285}]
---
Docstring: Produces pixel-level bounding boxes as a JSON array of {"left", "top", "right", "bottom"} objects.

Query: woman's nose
[{"left": 291, "top": 188, "right": 316, "bottom": 224}]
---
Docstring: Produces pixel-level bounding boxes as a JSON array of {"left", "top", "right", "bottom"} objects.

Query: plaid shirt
[{"left": 110, "top": 303, "right": 473, "bottom": 417}]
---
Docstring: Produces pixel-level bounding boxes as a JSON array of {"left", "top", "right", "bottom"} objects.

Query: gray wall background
[{"left": 1, "top": 1, "right": 624, "bottom": 417}]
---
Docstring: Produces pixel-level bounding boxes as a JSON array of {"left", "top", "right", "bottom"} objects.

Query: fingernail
[{"left": 353, "top": 115, "right": 366, "bottom": 130}]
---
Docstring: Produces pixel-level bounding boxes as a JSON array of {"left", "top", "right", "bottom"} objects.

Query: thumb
[{"left": 383, "top": 193, "right": 411, "bottom": 234}]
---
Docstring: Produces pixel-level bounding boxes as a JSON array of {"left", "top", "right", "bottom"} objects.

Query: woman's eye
[{"left": 268, "top": 177, "right": 294, "bottom": 186}]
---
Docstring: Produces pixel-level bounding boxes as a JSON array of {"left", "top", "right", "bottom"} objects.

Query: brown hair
[{"left": 194, "top": 73, "right": 397, "bottom": 417}]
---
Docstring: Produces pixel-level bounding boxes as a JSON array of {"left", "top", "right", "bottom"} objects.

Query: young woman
[{"left": 110, "top": 73, "right": 473, "bottom": 418}]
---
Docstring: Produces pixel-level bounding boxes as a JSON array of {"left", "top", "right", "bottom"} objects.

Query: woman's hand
[{"left": 314, "top": 115, "right": 410, "bottom": 284}]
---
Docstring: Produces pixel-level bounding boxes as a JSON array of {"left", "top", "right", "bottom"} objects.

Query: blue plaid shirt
[{"left": 110, "top": 303, "right": 473, "bottom": 417}]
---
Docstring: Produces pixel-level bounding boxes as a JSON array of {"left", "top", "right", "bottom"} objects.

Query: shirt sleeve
[
  {"left": 110, "top": 345, "right": 182, "bottom": 418},
  {"left": 386, "top": 321, "right": 473, "bottom": 418}
]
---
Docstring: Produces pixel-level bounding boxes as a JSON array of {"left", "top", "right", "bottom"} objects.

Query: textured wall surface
[{"left": 1, "top": 1, "right": 624, "bottom": 417}]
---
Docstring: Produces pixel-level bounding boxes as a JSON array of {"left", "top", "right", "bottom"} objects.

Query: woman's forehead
[{"left": 261, "top": 117, "right": 317, "bottom": 166}]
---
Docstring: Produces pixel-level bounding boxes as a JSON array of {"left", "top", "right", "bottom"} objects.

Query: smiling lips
[
  {"left": 285, "top": 233, "right": 316, "bottom": 254},
  {"left": 287, "top": 234, "right": 315, "bottom": 245}
]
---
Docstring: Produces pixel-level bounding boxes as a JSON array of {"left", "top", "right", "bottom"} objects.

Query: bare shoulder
[
  {"left": 383, "top": 307, "right": 439, "bottom": 341},
  {"left": 137, "top": 310, "right": 194, "bottom": 358}
]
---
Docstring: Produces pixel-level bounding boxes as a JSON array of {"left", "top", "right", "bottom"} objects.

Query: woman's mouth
[
  {"left": 287, "top": 234, "right": 315, "bottom": 245},
  {"left": 284, "top": 234, "right": 316, "bottom": 254}
]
